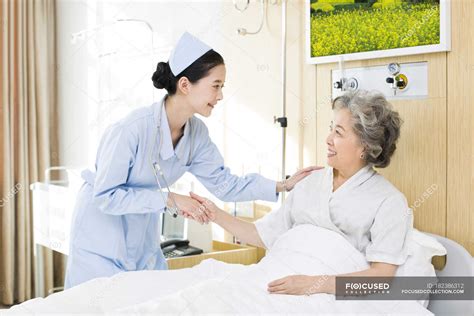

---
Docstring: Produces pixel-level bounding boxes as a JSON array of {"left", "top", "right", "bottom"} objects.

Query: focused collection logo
[{"left": 344, "top": 282, "right": 390, "bottom": 294}]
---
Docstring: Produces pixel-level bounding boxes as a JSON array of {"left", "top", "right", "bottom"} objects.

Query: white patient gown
[{"left": 255, "top": 165, "right": 413, "bottom": 265}]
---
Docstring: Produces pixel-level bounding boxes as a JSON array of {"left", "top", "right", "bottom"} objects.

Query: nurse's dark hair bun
[{"left": 151, "top": 61, "right": 175, "bottom": 92}]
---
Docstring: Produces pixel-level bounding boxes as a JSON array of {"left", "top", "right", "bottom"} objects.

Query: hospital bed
[
  {"left": 3, "top": 225, "right": 472, "bottom": 315},
  {"left": 426, "top": 233, "right": 474, "bottom": 315}
]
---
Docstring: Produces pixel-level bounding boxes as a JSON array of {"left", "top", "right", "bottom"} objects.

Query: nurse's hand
[
  {"left": 280, "top": 166, "right": 323, "bottom": 192},
  {"left": 167, "top": 193, "right": 211, "bottom": 224}
]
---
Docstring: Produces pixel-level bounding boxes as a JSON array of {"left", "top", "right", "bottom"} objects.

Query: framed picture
[{"left": 306, "top": 0, "right": 450, "bottom": 64}]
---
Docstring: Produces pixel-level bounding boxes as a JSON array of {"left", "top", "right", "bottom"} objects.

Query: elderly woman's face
[{"left": 326, "top": 108, "right": 365, "bottom": 170}]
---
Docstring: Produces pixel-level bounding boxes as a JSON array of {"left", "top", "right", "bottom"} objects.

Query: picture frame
[{"left": 306, "top": 0, "right": 451, "bottom": 64}]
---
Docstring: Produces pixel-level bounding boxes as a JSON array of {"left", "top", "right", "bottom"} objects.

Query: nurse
[{"left": 64, "top": 32, "right": 318, "bottom": 289}]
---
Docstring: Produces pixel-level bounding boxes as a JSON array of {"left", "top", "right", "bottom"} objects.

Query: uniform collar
[
  {"left": 159, "top": 101, "right": 175, "bottom": 161},
  {"left": 174, "top": 117, "right": 193, "bottom": 164},
  {"left": 154, "top": 95, "right": 193, "bottom": 163}
]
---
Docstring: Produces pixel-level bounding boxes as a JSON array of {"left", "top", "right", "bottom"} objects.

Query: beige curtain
[{"left": 0, "top": 0, "right": 63, "bottom": 305}]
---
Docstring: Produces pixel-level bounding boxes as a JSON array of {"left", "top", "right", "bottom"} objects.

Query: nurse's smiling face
[
  {"left": 187, "top": 64, "right": 226, "bottom": 117},
  {"left": 326, "top": 108, "right": 366, "bottom": 172}
]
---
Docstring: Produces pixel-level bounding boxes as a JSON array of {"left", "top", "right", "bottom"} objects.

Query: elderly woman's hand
[
  {"left": 280, "top": 166, "right": 323, "bottom": 192},
  {"left": 267, "top": 275, "right": 334, "bottom": 296}
]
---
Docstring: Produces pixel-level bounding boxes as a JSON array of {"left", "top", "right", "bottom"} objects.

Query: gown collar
[{"left": 328, "top": 164, "right": 376, "bottom": 196}]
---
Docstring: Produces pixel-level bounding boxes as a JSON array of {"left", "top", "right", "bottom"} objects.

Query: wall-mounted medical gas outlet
[
  {"left": 386, "top": 63, "right": 408, "bottom": 90},
  {"left": 334, "top": 77, "right": 359, "bottom": 91},
  {"left": 331, "top": 62, "right": 428, "bottom": 100}
]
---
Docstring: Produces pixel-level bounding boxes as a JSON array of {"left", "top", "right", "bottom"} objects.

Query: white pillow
[{"left": 395, "top": 228, "right": 447, "bottom": 308}]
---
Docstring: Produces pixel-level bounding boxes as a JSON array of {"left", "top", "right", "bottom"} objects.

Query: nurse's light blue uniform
[{"left": 64, "top": 96, "right": 278, "bottom": 289}]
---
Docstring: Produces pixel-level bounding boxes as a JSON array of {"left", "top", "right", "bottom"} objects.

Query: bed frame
[{"left": 426, "top": 233, "right": 473, "bottom": 315}]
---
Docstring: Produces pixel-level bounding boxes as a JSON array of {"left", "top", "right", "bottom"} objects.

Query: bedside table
[{"left": 166, "top": 240, "right": 258, "bottom": 270}]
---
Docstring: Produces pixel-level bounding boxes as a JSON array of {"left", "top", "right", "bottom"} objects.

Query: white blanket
[{"left": 6, "top": 225, "right": 432, "bottom": 315}]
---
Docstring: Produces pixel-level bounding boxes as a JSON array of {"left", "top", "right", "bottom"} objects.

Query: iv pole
[
  {"left": 234, "top": 0, "right": 288, "bottom": 201},
  {"left": 274, "top": 0, "right": 288, "bottom": 200}
]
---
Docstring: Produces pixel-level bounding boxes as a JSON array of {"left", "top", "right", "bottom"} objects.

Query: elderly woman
[{"left": 191, "top": 90, "right": 412, "bottom": 296}]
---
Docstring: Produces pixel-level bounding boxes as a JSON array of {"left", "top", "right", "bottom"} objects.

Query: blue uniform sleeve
[
  {"left": 92, "top": 123, "right": 167, "bottom": 215},
  {"left": 189, "top": 122, "right": 278, "bottom": 202}
]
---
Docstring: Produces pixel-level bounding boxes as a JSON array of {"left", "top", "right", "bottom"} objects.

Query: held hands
[
  {"left": 167, "top": 192, "right": 219, "bottom": 224},
  {"left": 167, "top": 192, "right": 212, "bottom": 224},
  {"left": 279, "top": 166, "right": 323, "bottom": 192},
  {"left": 189, "top": 192, "right": 220, "bottom": 222}
]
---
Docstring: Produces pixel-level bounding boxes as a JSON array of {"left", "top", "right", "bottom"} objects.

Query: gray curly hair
[{"left": 332, "top": 90, "right": 403, "bottom": 168}]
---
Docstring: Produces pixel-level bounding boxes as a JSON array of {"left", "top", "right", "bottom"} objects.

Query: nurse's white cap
[{"left": 169, "top": 32, "right": 212, "bottom": 76}]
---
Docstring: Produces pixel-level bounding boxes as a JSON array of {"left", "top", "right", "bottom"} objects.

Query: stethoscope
[{"left": 149, "top": 99, "right": 195, "bottom": 218}]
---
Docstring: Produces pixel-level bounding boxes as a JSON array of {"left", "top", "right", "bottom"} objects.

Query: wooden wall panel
[
  {"left": 0, "top": 0, "right": 3, "bottom": 196},
  {"left": 446, "top": 0, "right": 474, "bottom": 255}
]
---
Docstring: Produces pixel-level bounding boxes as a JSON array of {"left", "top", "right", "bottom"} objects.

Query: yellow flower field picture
[{"left": 309, "top": 0, "right": 443, "bottom": 59}]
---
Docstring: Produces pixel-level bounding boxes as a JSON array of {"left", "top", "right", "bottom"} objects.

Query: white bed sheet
[{"left": 4, "top": 225, "right": 432, "bottom": 315}]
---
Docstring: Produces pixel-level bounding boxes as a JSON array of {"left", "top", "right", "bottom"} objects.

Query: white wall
[{"left": 56, "top": 0, "right": 317, "bottom": 211}]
